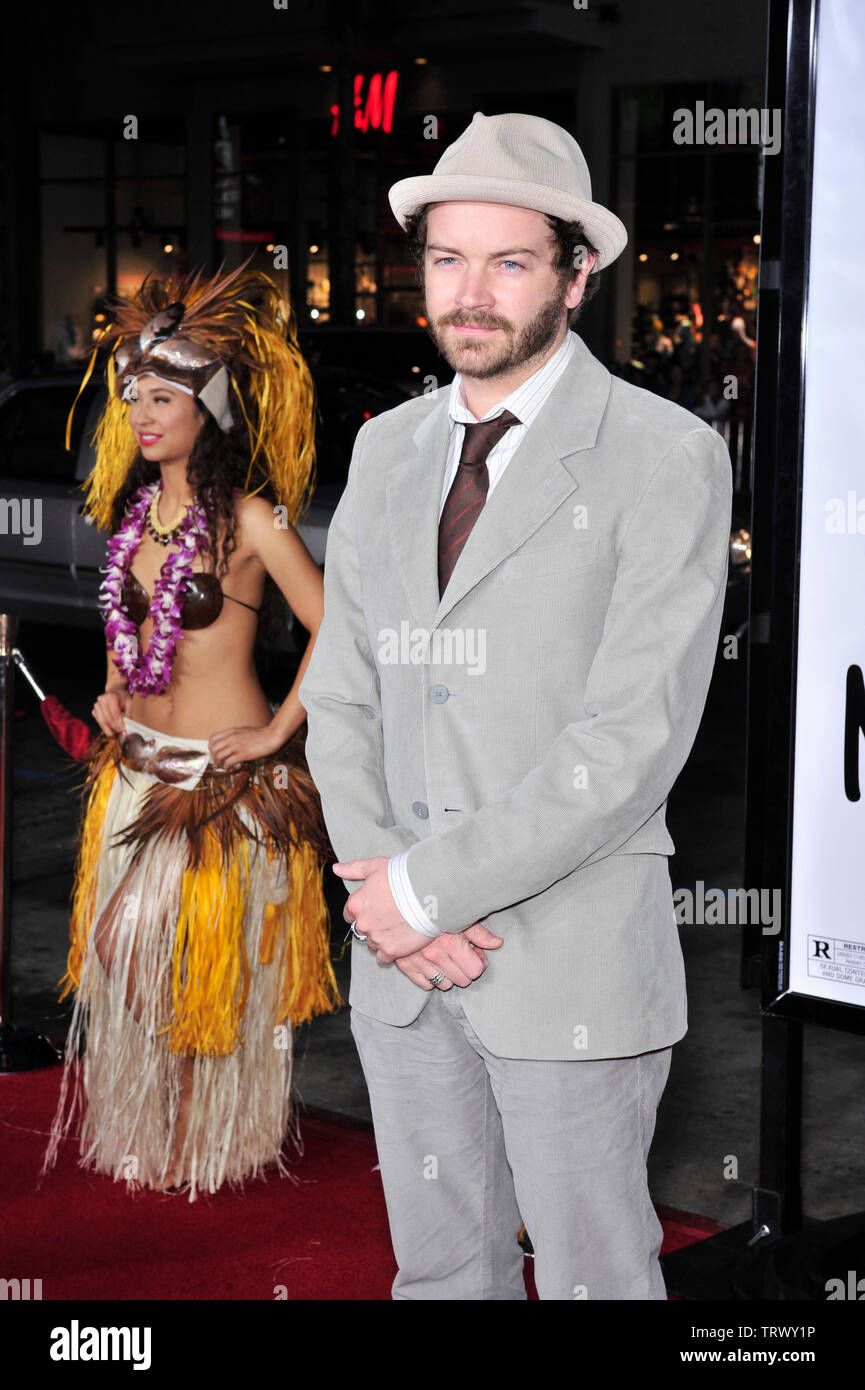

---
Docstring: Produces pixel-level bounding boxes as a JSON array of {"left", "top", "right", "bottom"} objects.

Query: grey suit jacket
[{"left": 299, "top": 330, "right": 733, "bottom": 1060}]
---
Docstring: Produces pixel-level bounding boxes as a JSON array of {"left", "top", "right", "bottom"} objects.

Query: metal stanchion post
[{"left": 0, "top": 613, "right": 61, "bottom": 1071}]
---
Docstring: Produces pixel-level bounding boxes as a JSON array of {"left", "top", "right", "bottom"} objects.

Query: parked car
[
  {"left": 0, "top": 364, "right": 749, "bottom": 649},
  {"left": 298, "top": 325, "right": 449, "bottom": 399},
  {"left": 0, "top": 368, "right": 410, "bottom": 643}
]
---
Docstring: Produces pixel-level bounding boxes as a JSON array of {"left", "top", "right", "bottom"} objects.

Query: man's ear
[{"left": 565, "top": 271, "right": 588, "bottom": 313}]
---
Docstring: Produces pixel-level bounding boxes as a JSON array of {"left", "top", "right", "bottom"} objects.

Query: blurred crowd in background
[{"left": 621, "top": 251, "right": 757, "bottom": 436}]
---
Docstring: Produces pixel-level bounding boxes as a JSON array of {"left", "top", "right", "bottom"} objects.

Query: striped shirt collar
[{"left": 447, "top": 329, "right": 576, "bottom": 428}]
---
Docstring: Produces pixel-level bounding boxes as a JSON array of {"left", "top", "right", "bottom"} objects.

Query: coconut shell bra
[{"left": 121, "top": 570, "right": 259, "bottom": 631}]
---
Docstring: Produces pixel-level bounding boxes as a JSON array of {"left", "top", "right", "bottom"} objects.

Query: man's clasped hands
[{"left": 333, "top": 856, "right": 503, "bottom": 991}]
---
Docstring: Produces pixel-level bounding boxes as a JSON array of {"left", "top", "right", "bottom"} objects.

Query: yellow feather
[
  {"left": 269, "top": 835, "right": 341, "bottom": 1027},
  {"left": 59, "top": 760, "right": 118, "bottom": 1001},
  {"left": 78, "top": 265, "right": 317, "bottom": 532},
  {"left": 61, "top": 761, "right": 340, "bottom": 1055},
  {"left": 80, "top": 352, "right": 139, "bottom": 532},
  {"left": 165, "top": 833, "right": 252, "bottom": 1057}
]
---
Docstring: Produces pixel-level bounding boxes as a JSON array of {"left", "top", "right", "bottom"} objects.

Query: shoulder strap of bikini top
[{"left": 221, "top": 591, "right": 260, "bottom": 615}]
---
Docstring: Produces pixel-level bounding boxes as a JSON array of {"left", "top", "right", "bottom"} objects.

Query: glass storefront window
[
  {"left": 614, "top": 79, "right": 761, "bottom": 491},
  {"left": 40, "top": 127, "right": 186, "bottom": 368}
]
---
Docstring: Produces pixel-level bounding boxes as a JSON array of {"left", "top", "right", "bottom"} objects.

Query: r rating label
[{"left": 807, "top": 935, "right": 865, "bottom": 987}]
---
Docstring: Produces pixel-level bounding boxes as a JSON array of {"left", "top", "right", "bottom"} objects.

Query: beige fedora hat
[{"left": 388, "top": 111, "right": 628, "bottom": 271}]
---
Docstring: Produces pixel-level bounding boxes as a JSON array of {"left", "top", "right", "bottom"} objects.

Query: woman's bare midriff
[
  {"left": 127, "top": 604, "right": 274, "bottom": 738},
  {"left": 125, "top": 539, "right": 274, "bottom": 739}
]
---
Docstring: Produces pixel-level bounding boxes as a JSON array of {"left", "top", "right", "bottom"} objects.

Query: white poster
[{"left": 788, "top": 0, "right": 865, "bottom": 1005}]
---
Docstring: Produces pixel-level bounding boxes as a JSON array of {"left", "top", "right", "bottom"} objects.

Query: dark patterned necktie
[{"left": 438, "top": 409, "right": 520, "bottom": 596}]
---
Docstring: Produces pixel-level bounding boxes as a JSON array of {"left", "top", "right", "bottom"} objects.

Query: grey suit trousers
[{"left": 350, "top": 988, "right": 673, "bottom": 1300}]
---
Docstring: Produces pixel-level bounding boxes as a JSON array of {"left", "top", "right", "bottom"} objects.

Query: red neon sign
[{"left": 330, "top": 71, "right": 399, "bottom": 135}]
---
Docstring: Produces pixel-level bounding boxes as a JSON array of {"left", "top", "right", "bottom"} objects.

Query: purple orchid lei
[{"left": 99, "top": 482, "right": 209, "bottom": 696}]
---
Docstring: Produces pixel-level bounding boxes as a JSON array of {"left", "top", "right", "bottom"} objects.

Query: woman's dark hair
[
  {"left": 111, "top": 396, "right": 287, "bottom": 643},
  {"left": 403, "top": 203, "right": 603, "bottom": 327},
  {"left": 110, "top": 402, "right": 274, "bottom": 580}
]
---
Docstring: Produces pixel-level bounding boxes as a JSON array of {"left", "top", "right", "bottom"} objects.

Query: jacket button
[
  {"left": 429, "top": 684, "right": 450, "bottom": 703},
  {"left": 411, "top": 801, "right": 429, "bottom": 819}
]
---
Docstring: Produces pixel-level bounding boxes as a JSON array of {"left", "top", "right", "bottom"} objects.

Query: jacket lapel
[{"left": 385, "top": 331, "right": 612, "bottom": 630}]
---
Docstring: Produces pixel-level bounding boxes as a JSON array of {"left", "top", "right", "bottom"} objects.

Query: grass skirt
[{"left": 41, "top": 719, "right": 340, "bottom": 1201}]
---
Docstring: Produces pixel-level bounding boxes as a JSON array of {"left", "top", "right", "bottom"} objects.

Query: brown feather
[
  {"left": 99, "top": 254, "right": 281, "bottom": 374},
  {"left": 89, "top": 726, "right": 334, "bottom": 874}
]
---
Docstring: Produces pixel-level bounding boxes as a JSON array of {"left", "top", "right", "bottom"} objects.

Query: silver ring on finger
[
  {"left": 428, "top": 969, "right": 445, "bottom": 986},
  {"left": 350, "top": 921, "right": 368, "bottom": 943}
]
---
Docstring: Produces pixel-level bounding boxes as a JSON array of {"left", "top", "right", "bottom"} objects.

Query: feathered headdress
[{"left": 68, "top": 256, "right": 317, "bottom": 531}]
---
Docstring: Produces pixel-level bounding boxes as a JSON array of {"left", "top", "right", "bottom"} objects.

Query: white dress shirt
[{"left": 386, "top": 330, "right": 576, "bottom": 938}]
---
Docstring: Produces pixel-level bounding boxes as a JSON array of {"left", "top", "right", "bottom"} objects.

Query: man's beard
[{"left": 425, "top": 281, "right": 568, "bottom": 380}]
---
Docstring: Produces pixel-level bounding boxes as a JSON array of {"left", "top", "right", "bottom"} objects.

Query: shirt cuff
[{"left": 387, "top": 852, "right": 441, "bottom": 937}]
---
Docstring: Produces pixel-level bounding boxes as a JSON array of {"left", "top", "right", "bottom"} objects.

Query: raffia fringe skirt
[{"left": 41, "top": 718, "right": 340, "bottom": 1201}]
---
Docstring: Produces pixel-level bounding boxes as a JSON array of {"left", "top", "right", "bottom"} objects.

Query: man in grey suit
[{"left": 298, "top": 111, "right": 732, "bottom": 1300}]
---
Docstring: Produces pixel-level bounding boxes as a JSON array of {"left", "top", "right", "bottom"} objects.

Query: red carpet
[{"left": 1, "top": 1066, "right": 724, "bottom": 1300}]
